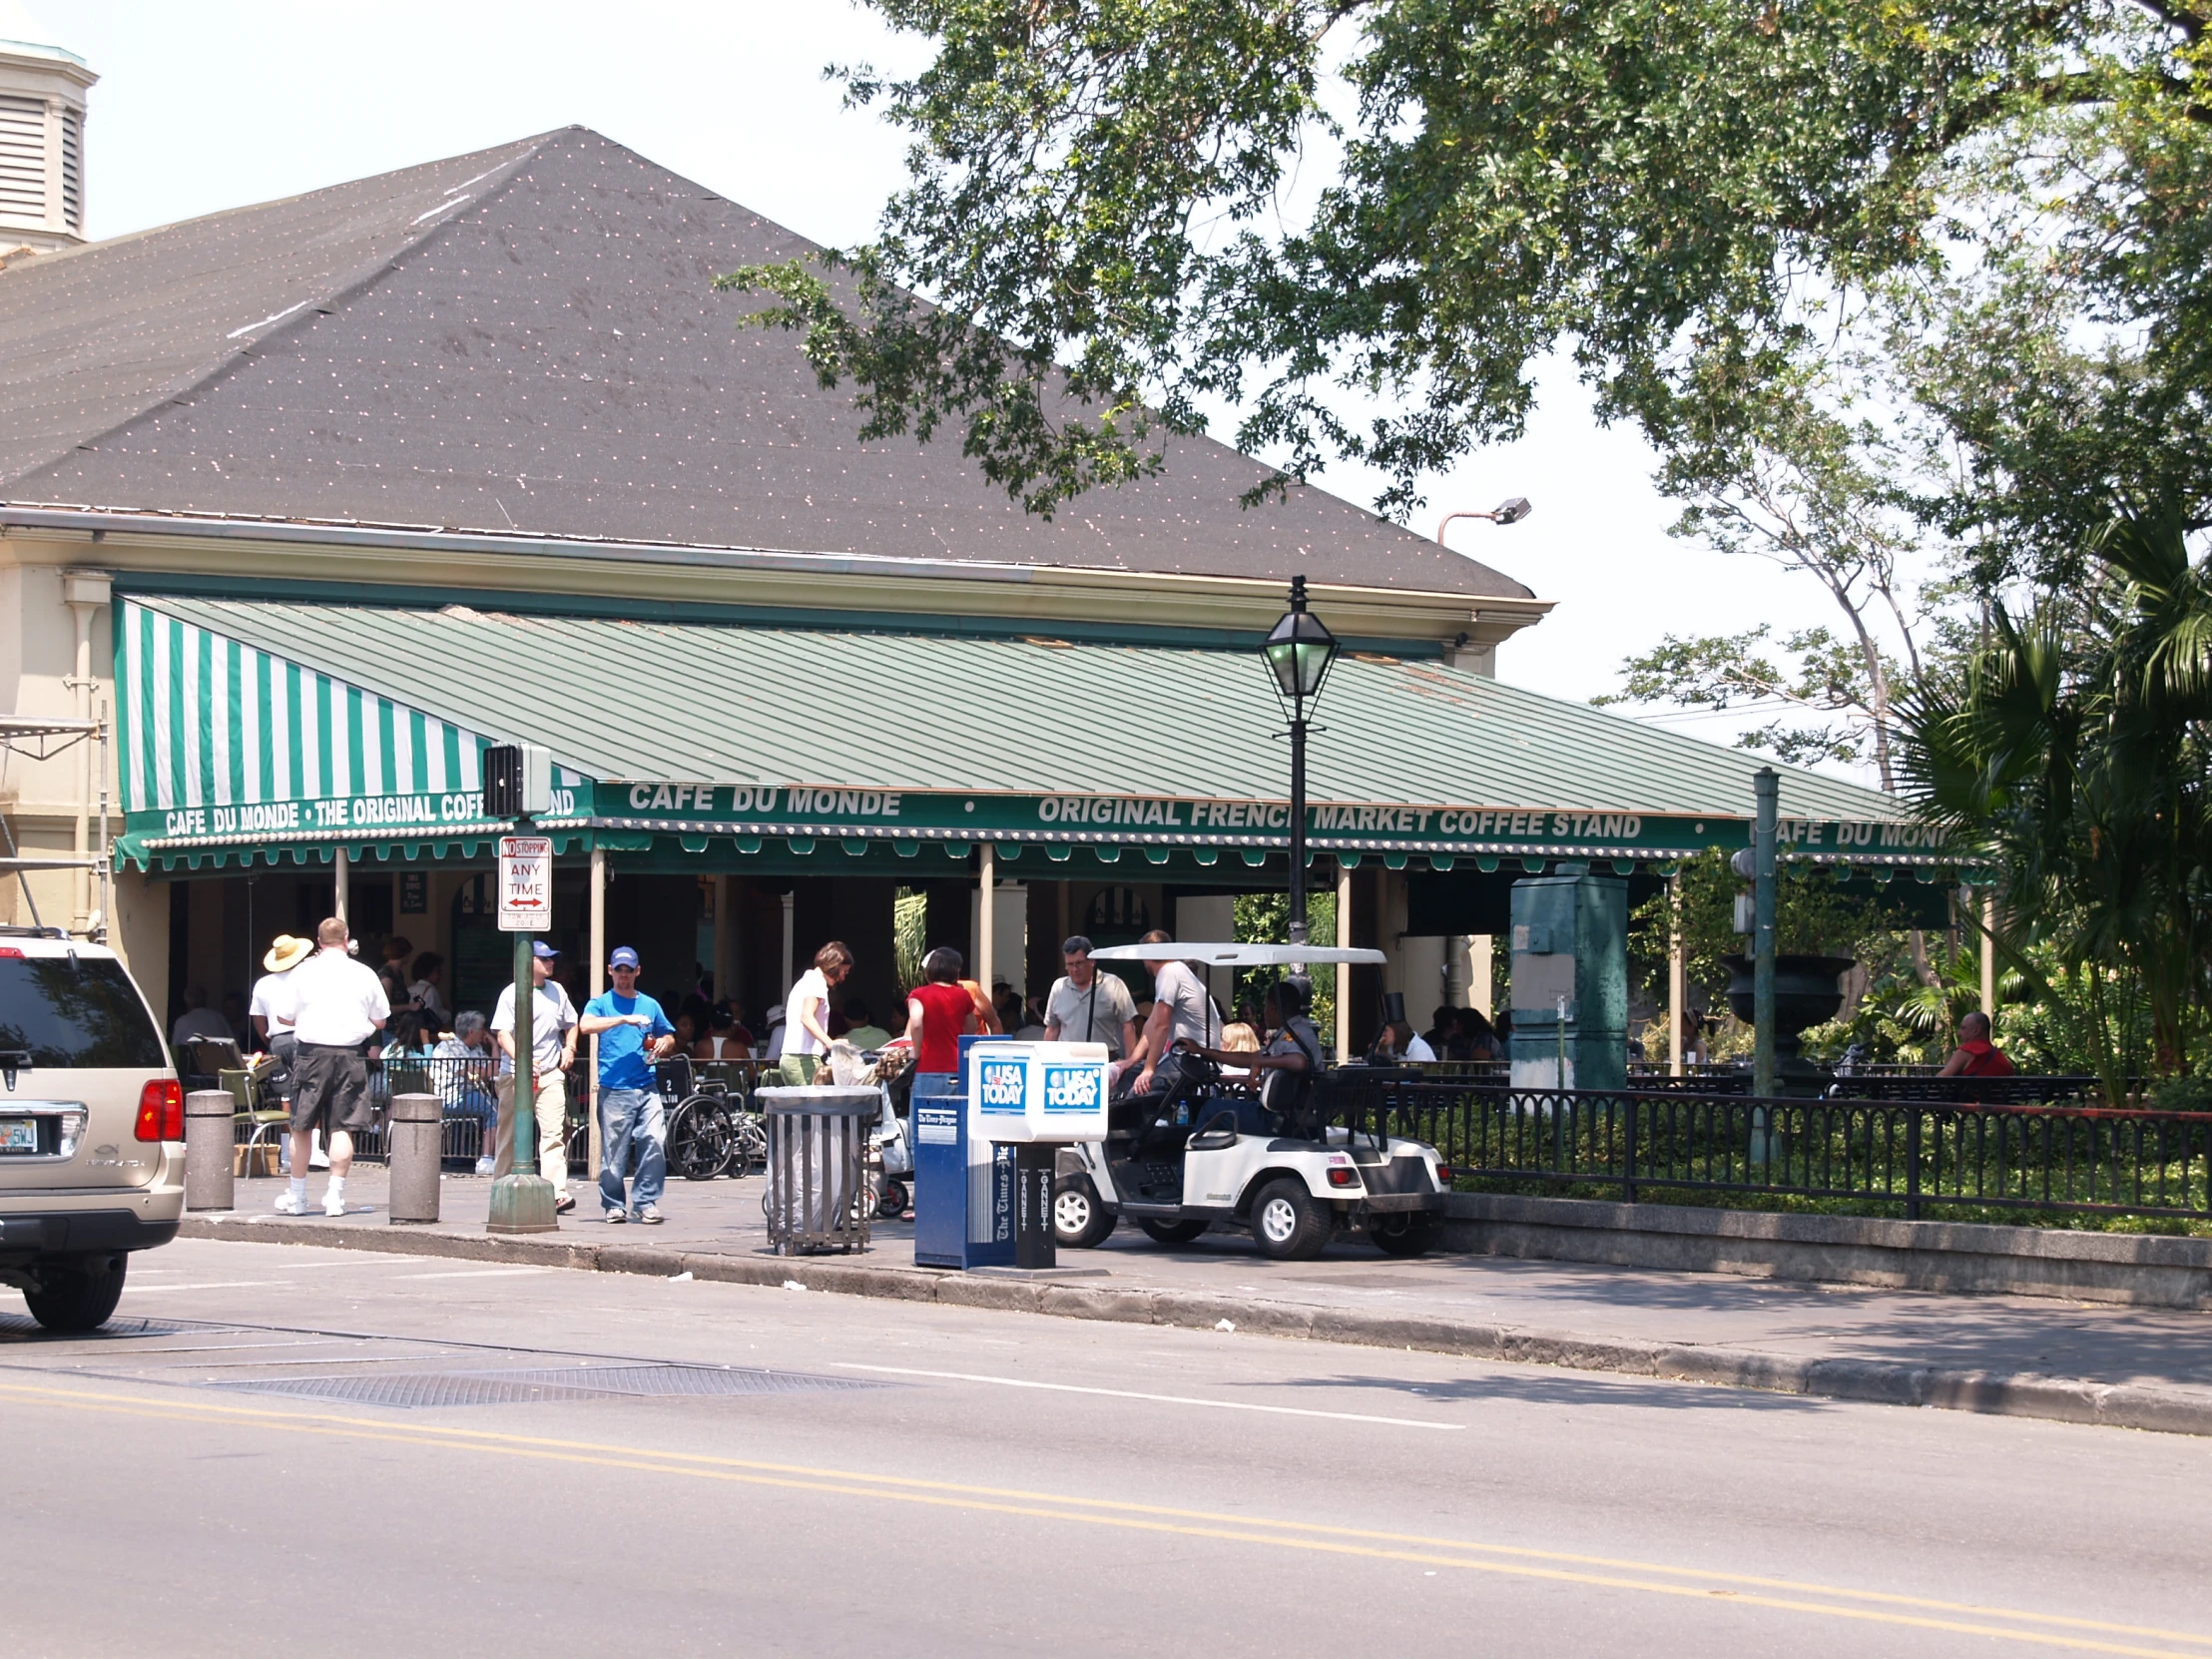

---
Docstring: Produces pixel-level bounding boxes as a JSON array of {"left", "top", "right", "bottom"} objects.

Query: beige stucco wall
[{"left": 0, "top": 542, "right": 117, "bottom": 951}]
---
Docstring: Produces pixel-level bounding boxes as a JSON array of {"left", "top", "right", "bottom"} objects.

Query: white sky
[{"left": 13, "top": 0, "right": 1842, "bottom": 762}]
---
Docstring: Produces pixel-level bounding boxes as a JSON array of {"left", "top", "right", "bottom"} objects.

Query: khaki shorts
[{"left": 290, "top": 1042, "right": 375, "bottom": 1134}]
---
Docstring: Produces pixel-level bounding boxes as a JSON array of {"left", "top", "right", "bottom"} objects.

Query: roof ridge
[{"left": 3, "top": 131, "right": 563, "bottom": 492}]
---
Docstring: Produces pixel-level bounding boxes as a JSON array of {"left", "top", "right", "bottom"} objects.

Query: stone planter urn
[{"left": 1721, "top": 953, "right": 1856, "bottom": 1091}]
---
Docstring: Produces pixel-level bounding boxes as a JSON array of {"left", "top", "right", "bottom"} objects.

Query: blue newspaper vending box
[{"left": 912, "top": 1035, "right": 1014, "bottom": 1269}]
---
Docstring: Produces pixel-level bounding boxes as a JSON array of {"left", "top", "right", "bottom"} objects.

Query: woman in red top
[{"left": 904, "top": 946, "right": 979, "bottom": 1076}]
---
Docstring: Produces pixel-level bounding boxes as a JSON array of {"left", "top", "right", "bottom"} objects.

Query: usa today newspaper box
[{"left": 913, "top": 1039, "right": 1109, "bottom": 1270}]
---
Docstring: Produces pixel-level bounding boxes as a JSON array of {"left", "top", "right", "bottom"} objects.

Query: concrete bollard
[
  {"left": 184, "top": 1090, "right": 237, "bottom": 1212},
  {"left": 387, "top": 1092, "right": 443, "bottom": 1224}
]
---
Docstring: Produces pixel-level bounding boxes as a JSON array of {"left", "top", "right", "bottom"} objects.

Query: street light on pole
[
  {"left": 1435, "top": 497, "right": 1533, "bottom": 551},
  {"left": 1262, "top": 575, "right": 1340, "bottom": 946}
]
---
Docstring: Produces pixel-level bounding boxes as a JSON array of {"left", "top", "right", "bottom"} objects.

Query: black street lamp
[{"left": 1262, "top": 574, "right": 1340, "bottom": 945}]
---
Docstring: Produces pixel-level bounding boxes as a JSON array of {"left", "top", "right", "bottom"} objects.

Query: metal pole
[
  {"left": 1668, "top": 869, "right": 1685, "bottom": 1078},
  {"left": 332, "top": 844, "right": 349, "bottom": 925},
  {"left": 488, "top": 817, "right": 555, "bottom": 1235},
  {"left": 512, "top": 923, "right": 534, "bottom": 1170},
  {"left": 1288, "top": 711, "right": 1309, "bottom": 946},
  {"left": 1753, "top": 769, "right": 1779, "bottom": 1099}
]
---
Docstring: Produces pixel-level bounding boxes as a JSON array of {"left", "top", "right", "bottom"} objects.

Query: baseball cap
[
  {"left": 609, "top": 945, "right": 641, "bottom": 970},
  {"left": 531, "top": 941, "right": 560, "bottom": 960}
]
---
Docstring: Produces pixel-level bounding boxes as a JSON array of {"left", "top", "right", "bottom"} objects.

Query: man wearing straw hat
[{"left": 250, "top": 933, "right": 312, "bottom": 1117}]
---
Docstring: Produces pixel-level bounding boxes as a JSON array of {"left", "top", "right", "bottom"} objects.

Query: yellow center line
[{"left": 3, "top": 1379, "right": 2203, "bottom": 1657}]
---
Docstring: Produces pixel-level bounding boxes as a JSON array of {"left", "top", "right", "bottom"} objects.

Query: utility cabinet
[{"left": 1507, "top": 870, "right": 1628, "bottom": 1092}]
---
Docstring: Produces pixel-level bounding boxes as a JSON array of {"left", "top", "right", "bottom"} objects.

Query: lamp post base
[{"left": 486, "top": 1172, "right": 559, "bottom": 1235}]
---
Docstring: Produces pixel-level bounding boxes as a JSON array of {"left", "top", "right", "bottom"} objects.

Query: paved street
[
  {"left": 196, "top": 1165, "right": 2212, "bottom": 1401},
  {"left": 6, "top": 1235, "right": 2209, "bottom": 1659}
]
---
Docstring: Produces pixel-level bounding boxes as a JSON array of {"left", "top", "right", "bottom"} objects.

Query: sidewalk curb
[{"left": 178, "top": 1215, "right": 2212, "bottom": 1437}]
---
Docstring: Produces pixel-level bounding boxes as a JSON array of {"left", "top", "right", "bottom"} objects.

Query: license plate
[{"left": 0, "top": 1118, "right": 36, "bottom": 1154}]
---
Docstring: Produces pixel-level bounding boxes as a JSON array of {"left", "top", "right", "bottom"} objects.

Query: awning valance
[{"left": 112, "top": 594, "right": 1953, "bottom": 871}]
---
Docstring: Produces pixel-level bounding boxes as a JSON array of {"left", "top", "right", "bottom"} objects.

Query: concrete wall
[{"left": 1439, "top": 1191, "right": 2212, "bottom": 1311}]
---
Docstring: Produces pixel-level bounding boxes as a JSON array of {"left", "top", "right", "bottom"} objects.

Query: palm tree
[{"left": 1903, "top": 504, "right": 2212, "bottom": 1088}]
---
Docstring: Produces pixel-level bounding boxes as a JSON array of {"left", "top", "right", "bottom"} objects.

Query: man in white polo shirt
[{"left": 277, "top": 916, "right": 388, "bottom": 1217}]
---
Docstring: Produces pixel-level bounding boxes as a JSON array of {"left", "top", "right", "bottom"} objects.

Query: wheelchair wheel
[
  {"left": 667, "top": 1097, "right": 734, "bottom": 1181},
  {"left": 727, "top": 1111, "right": 768, "bottom": 1176}
]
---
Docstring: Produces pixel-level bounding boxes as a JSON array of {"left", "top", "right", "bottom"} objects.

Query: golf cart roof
[{"left": 1085, "top": 942, "right": 1387, "bottom": 967}]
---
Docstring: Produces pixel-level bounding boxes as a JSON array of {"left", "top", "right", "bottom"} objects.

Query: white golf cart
[{"left": 1050, "top": 943, "right": 1452, "bottom": 1262}]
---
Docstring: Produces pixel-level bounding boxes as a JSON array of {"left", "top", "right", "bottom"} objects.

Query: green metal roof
[{"left": 129, "top": 594, "right": 1903, "bottom": 828}]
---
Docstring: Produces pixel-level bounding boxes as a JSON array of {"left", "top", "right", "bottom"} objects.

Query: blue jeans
[{"left": 598, "top": 1087, "right": 666, "bottom": 1214}]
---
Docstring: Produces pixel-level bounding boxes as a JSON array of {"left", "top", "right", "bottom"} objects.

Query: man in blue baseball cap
[
  {"left": 490, "top": 939, "right": 580, "bottom": 1212},
  {"left": 578, "top": 945, "right": 677, "bottom": 1222}
]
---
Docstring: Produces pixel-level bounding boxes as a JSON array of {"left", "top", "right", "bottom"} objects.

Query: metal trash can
[
  {"left": 757, "top": 1085, "right": 877, "bottom": 1254},
  {"left": 386, "top": 1091, "right": 443, "bottom": 1224},
  {"left": 184, "top": 1090, "right": 236, "bottom": 1212}
]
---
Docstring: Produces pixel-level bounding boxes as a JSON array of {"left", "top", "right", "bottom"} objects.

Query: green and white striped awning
[
  {"left": 115, "top": 598, "right": 591, "bottom": 862},
  {"left": 111, "top": 593, "right": 1957, "bottom": 877}
]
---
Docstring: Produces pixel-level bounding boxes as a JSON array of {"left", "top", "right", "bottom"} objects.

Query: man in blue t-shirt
[{"left": 578, "top": 945, "right": 677, "bottom": 1223}]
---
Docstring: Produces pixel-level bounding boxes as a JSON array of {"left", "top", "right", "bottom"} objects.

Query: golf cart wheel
[
  {"left": 24, "top": 1253, "right": 127, "bottom": 1333},
  {"left": 1369, "top": 1213, "right": 1434, "bottom": 1257},
  {"left": 1250, "top": 1179, "right": 1327, "bottom": 1262},
  {"left": 1137, "top": 1218, "right": 1209, "bottom": 1246},
  {"left": 875, "top": 1180, "right": 909, "bottom": 1220},
  {"left": 1052, "top": 1176, "right": 1116, "bottom": 1249}
]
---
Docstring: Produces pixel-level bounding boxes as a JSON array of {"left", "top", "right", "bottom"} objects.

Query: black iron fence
[
  {"left": 1330, "top": 1079, "right": 2212, "bottom": 1221},
  {"left": 342, "top": 1055, "right": 771, "bottom": 1174}
]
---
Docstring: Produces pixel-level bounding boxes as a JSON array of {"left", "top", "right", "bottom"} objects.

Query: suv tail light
[{"left": 135, "top": 1078, "right": 184, "bottom": 1142}]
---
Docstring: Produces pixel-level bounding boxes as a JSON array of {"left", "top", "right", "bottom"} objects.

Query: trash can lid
[{"left": 754, "top": 1085, "right": 883, "bottom": 1115}]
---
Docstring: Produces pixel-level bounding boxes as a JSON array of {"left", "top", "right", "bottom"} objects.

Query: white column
[
  {"left": 713, "top": 873, "right": 733, "bottom": 1001},
  {"left": 978, "top": 844, "right": 996, "bottom": 1002},
  {"left": 64, "top": 593, "right": 97, "bottom": 929},
  {"left": 779, "top": 889, "right": 796, "bottom": 997},
  {"left": 1469, "top": 934, "right": 1493, "bottom": 1019},
  {"left": 589, "top": 845, "right": 607, "bottom": 1176},
  {"left": 1980, "top": 889, "right": 1997, "bottom": 1017},
  {"left": 332, "top": 845, "right": 349, "bottom": 925},
  {"left": 1335, "top": 861, "right": 1354, "bottom": 1062},
  {"left": 1668, "top": 872, "right": 1686, "bottom": 1077}
]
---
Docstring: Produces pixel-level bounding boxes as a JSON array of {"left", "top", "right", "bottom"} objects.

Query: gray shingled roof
[{"left": 0, "top": 127, "right": 1533, "bottom": 600}]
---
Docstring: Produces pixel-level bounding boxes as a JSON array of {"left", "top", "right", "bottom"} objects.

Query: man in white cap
[{"left": 277, "top": 917, "right": 387, "bottom": 1216}]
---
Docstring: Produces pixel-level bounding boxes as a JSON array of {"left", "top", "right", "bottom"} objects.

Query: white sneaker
[
  {"left": 274, "top": 1190, "right": 309, "bottom": 1216},
  {"left": 474, "top": 1157, "right": 495, "bottom": 1176},
  {"left": 322, "top": 1191, "right": 347, "bottom": 1217}
]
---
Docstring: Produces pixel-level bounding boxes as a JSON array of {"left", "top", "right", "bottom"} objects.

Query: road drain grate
[
  {"left": 0, "top": 1314, "right": 209, "bottom": 1342},
  {"left": 209, "top": 1364, "right": 890, "bottom": 1409}
]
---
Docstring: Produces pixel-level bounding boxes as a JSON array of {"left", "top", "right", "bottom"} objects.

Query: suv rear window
[{"left": 0, "top": 956, "right": 167, "bottom": 1069}]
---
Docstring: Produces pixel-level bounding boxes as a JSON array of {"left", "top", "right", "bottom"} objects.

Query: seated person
[
  {"left": 1172, "top": 976, "right": 1326, "bottom": 1139},
  {"left": 699, "top": 1003, "right": 754, "bottom": 1059},
  {"left": 839, "top": 997, "right": 893, "bottom": 1051}
]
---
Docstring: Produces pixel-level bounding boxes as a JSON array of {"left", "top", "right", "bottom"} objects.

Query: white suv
[{"left": 0, "top": 927, "right": 183, "bottom": 1331}]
